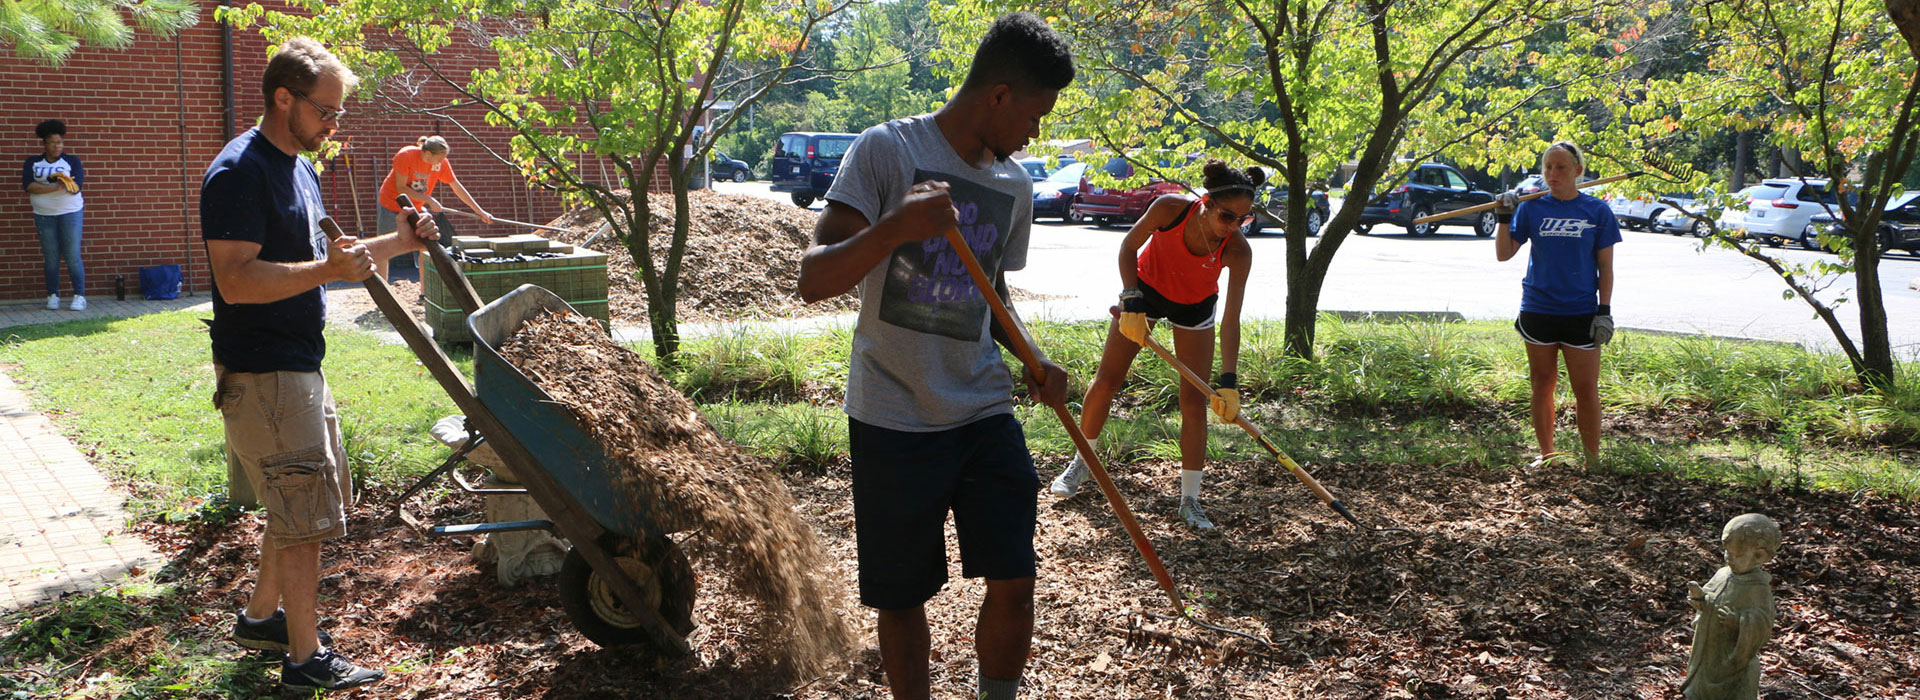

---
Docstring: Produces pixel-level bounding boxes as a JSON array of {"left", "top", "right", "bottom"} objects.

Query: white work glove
[
  {"left": 1591, "top": 305, "right": 1614, "bottom": 346},
  {"left": 1495, "top": 189, "right": 1522, "bottom": 225}
]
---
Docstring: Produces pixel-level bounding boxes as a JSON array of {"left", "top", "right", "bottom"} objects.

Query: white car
[
  {"left": 1717, "top": 177, "right": 1838, "bottom": 247},
  {"left": 1651, "top": 192, "right": 1715, "bottom": 237},
  {"left": 1609, "top": 191, "right": 1692, "bottom": 231}
]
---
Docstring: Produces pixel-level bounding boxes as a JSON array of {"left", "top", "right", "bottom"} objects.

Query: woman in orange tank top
[{"left": 1049, "top": 160, "right": 1262, "bottom": 531}]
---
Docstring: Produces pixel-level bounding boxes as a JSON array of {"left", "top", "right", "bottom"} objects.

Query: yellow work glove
[
  {"left": 1118, "top": 288, "right": 1148, "bottom": 346},
  {"left": 1210, "top": 373, "right": 1240, "bottom": 424},
  {"left": 52, "top": 172, "right": 77, "bottom": 194}
]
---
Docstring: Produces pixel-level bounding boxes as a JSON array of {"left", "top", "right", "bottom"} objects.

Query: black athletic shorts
[
  {"left": 1515, "top": 311, "right": 1598, "bottom": 350},
  {"left": 1136, "top": 279, "right": 1219, "bottom": 331},
  {"left": 848, "top": 413, "right": 1039, "bottom": 610}
]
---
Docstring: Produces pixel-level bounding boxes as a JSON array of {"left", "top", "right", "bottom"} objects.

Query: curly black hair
[
  {"left": 961, "top": 12, "right": 1075, "bottom": 95},
  {"left": 35, "top": 119, "right": 66, "bottom": 141},
  {"left": 1201, "top": 159, "right": 1266, "bottom": 197}
]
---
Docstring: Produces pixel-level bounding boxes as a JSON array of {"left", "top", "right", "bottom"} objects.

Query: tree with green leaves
[
  {"left": 0, "top": 0, "right": 198, "bottom": 64},
  {"left": 225, "top": 0, "right": 873, "bottom": 366},
  {"left": 936, "top": 0, "right": 1652, "bottom": 359},
  {"left": 1624, "top": 0, "right": 1918, "bottom": 389}
]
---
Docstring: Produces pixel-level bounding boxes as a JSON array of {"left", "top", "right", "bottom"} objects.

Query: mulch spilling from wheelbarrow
[
  {"left": 19, "top": 432, "right": 1915, "bottom": 697},
  {"left": 496, "top": 310, "right": 856, "bottom": 677}
]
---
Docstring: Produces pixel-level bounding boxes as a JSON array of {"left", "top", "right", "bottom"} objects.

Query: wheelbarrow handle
[{"left": 397, "top": 194, "right": 485, "bottom": 315}]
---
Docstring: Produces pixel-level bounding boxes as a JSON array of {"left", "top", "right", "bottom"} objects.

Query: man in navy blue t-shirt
[
  {"left": 200, "top": 37, "right": 437, "bottom": 692},
  {"left": 1494, "top": 141, "right": 1620, "bottom": 470}
]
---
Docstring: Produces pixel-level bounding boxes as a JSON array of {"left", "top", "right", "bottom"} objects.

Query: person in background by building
[
  {"left": 201, "top": 37, "right": 439, "bottom": 691},
  {"left": 376, "top": 135, "right": 490, "bottom": 240},
  {"left": 21, "top": 119, "right": 86, "bottom": 310},
  {"left": 1493, "top": 141, "right": 1620, "bottom": 469}
]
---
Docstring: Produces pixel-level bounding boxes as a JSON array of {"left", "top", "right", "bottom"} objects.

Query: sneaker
[
  {"left": 232, "top": 610, "right": 334, "bottom": 652},
  {"left": 282, "top": 647, "right": 384, "bottom": 690},
  {"left": 1179, "top": 496, "right": 1215, "bottom": 531},
  {"left": 1050, "top": 453, "right": 1092, "bottom": 498},
  {"left": 45, "top": 295, "right": 59, "bottom": 310},
  {"left": 68, "top": 295, "right": 86, "bottom": 311}
]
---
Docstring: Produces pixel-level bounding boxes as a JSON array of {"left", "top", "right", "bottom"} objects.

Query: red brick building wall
[{"left": 0, "top": 4, "right": 677, "bottom": 302}]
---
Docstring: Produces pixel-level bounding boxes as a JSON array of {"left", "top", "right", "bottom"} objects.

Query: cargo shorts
[{"left": 214, "top": 366, "right": 351, "bottom": 547}]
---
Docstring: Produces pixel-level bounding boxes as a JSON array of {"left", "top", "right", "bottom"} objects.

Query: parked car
[
  {"left": 1803, "top": 191, "right": 1920, "bottom": 256},
  {"left": 768, "top": 131, "right": 858, "bottom": 208},
  {"left": 1357, "top": 162, "right": 1498, "bottom": 236},
  {"left": 1244, "top": 183, "right": 1332, "bottom": 237},
  {"left": 1650, "top": 190, "right": 1716, "bottom": 237},
  {"left": 1608, "top": 190, "right": 1694, "bottom": 231},
  {"left": 1716, "top": 177, "right": 1836, "bottom": 248},
  {"left": 1068, "top": 154, "right": 1190, "bottom": 227},
  {"left": 1032, "top": 161, "right": 1088, "bottom": 221},
  {"left": 1514, "top": 174, "right": 1547, "bottom": 196},
  {"left": 708, "top": 151, "right": 753, "bottom": 182}
]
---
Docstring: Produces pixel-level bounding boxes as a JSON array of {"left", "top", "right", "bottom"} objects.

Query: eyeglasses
[
  {"left": 1215, "top": 205, "right": 1254, "bottom": 229},
  {"left": 287, "top": 88, "right": 346, "bottom": 123}
]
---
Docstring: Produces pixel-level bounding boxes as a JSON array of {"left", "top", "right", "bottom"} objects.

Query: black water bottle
[{"left": 115, "top": 275, "right": 127, "bottom": 301}]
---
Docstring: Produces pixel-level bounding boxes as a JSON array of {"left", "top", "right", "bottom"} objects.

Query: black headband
[{"left": 1206, "top": 184, "right": 1255, "bottom": 195}]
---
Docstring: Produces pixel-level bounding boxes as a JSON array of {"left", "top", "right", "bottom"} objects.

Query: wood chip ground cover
[{"left": 17, "top": 424, "right": 1915, "bottom": 698}]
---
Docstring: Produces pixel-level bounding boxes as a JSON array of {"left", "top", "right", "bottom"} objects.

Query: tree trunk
[
  {"left": 1855, "top": 251, "right": 1897, "bottom": 388},
  {"left": 1891, "top": 0, "right": 1920, "bottom": 60},
  {"left": 1732, "top": 131, "right": 1752, "bottom": 191}
]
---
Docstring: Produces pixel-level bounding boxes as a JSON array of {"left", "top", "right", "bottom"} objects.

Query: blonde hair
[
  {"left": 1542, "top": 141, "right": 1585, "bottom": 170},
  {"left": 261, "top": 37, "right": 358, "bottom": 110},
  {"left": 418, "top": 135, "right": 450, "bottom": 154}
]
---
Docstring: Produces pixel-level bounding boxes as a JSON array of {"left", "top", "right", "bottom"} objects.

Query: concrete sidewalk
[{"left": 0, "top": 369, "right": 159, "bottom": 610}]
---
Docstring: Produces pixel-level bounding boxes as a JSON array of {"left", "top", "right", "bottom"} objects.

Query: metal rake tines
[
  {"left": 1120, "top": 615, "right": 1279, "bottom": 671},
  {"left": 1640, "top": 152, "right": 1699, "bottom": 183}
]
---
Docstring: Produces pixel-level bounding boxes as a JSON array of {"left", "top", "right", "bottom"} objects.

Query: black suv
[
  {"left": 769, "top": 132, "right": 858, "bottom": 208},
  {"left": 1358, "top": 163, "right": 1498, "bottom": 237},
  {"left": 1806, "top": 191, "right": 1920, "bottom": 256},
  {"left": 709, "top": 151, "right": 753, "bottom": 182},
  {"left": 1244, "top": 184, "right": 1333, "bottom": 237}
]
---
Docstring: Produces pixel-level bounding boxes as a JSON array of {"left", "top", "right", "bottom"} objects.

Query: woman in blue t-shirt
[{"left": 1493, "top": 141, "right": 1620, "bottom": 468}]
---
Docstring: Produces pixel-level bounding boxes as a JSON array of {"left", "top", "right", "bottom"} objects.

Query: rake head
[{"left": 1119, "top": 612, "right": 1280, "bottom": 673}]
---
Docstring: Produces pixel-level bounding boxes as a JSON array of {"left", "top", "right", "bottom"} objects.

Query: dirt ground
[{"left": 105, "top": 440, "right": 1918, "bottom": 699}]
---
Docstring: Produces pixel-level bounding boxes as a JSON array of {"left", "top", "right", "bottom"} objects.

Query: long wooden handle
[
  {"left": 443, "top": 207, "right": 573, "bottom": 234},
  {"left": 1135, "top": 334, "right": 1360, "bottom": 528},
  {"left": 1412, "top": 170, "right": 1644, "bottom": 225},
  {"left": 398, "top": 195, "right": 485, "bottom": 314},
  {"left": 940, "top": 228, "right": 1186, "bottom": 615}
]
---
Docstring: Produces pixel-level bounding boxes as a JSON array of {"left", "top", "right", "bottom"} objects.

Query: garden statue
[{"left": 1681, "top": 513, "right": 1781, "bottom": 700}]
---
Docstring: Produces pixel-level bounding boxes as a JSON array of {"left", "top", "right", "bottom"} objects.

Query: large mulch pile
[
  {"left": 43, "top": 436, "right": 1918, "bottom": 698},
  {"left": 540, "top": 189, "right": 859, "bottom": 325},
  {"left": 495, "top": 310, "right": 854, "bottom": 675}
]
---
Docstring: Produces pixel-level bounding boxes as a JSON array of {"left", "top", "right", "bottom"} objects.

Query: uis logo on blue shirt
[{"left": 1538, "top": 217, "right": 1596, "bottom": 238}]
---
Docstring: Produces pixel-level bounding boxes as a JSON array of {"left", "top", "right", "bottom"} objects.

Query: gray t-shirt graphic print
[
  {"left": 825, "top": 115, "right": 1034, "bottom": 432},
  {"left": 877, "top": 169, "right": 1015, "bottom": 342}
]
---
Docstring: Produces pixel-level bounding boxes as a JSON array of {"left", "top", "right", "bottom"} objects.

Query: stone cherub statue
[{"left": 1681, "top": 513, "right": 1781, "bottom": 700}]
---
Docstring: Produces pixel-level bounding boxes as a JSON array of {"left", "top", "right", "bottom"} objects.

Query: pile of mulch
[
  {"left": 496, "top": 310, "right": 855, "bottom": 676},
  {"left": 541, "top": 189, "right": 859, "bottom": 325},
  {"left": 26, "top": 433, "right": 1916, "bottom": 697}
]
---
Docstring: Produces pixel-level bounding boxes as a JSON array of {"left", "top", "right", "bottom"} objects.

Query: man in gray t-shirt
[{"left": 795, "top": 13, "right": 1074, "bottom": 700}]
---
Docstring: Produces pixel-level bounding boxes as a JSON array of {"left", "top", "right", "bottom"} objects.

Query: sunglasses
[
  {"left": 287, "top": 88, "right": 347, "bottom": 123},
  {"left": 1214, "top": 204, "right": 1254, "bottom": 229}
]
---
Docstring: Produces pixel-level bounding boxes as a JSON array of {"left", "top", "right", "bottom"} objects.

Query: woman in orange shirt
[
  {"left": 377, "top": 135, "right": 491, "bottom": 236},
  {"left": 1049, "top": 160, "right": 1261, "bottom": 531}
]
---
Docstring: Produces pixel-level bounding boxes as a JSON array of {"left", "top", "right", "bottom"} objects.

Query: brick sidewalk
[{"left": 0, "top": 365, "right": 160, "bottom": 610}]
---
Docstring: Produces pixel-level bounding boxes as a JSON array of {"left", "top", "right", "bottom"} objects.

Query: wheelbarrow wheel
[{"left": 558, "top": 536, "right": 697, "bottom": 649}]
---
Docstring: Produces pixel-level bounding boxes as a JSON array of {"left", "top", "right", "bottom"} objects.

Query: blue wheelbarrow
[{"left": 324, "top": 209, "right": 695, "bottom": 654}]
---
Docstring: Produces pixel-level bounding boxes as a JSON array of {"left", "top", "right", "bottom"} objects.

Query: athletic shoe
[
  {"left": 68, "top": 295, "right": 86, "bottom": 311},
  {"left": 232, "top": 610, "right": 333, "bottom": 652},
  {"left": 282, "top": 648, "right": 384, "bottom": 690},
  {"left": 1179, "top": 496, "right": 1215, "bottom": 531},
  {"left": 45, "top": 295, "right": 59, "bottom": 310},
  {"left": 1050, "top": 453, "right": 1092, "bottom": 498}
]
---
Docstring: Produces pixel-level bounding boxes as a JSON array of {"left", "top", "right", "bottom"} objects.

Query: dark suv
[
  {"left": 709, "top": 151, "right": 753, "bottom": 182},
  {"left": 769, "top": 132, "right": 858, "bottom": 208},
  {"left": 1244, "top": 183, "right": 1332, "bottom": 237},
  {"left": 1358, "top": 163, "right": 1499, "bottom": 237}
]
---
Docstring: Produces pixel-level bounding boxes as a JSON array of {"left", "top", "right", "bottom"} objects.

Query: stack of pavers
[{"left": 423, "top": 233, "right": 611, "bottom": 344}]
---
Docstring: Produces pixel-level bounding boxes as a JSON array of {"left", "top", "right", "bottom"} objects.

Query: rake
[
  {"left": 939, "top": 228, "right": 1274, "bottom": 647},
  {"left": 1413, "top": 152, "right": 1699, "bottom": 226}
]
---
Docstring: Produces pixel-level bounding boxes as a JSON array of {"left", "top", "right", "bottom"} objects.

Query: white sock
[
  {"left": 243, "top": 612, "right": 273, "bottom": 625},
  {"left": 1181, "top": 470, "right": 1202, "bottom": 499},
  {"left": 1073, "top": 439, "right": 1098, "bottom": 468}
]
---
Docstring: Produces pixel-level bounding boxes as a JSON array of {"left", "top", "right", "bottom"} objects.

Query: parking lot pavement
[{"left": 712, "top": 180, "right": 1920, "bottom": 354}]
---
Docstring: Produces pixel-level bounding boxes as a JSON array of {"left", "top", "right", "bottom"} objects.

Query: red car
[{"left": 1067, "top": 155, "right": 1188, "bottom": 227}]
